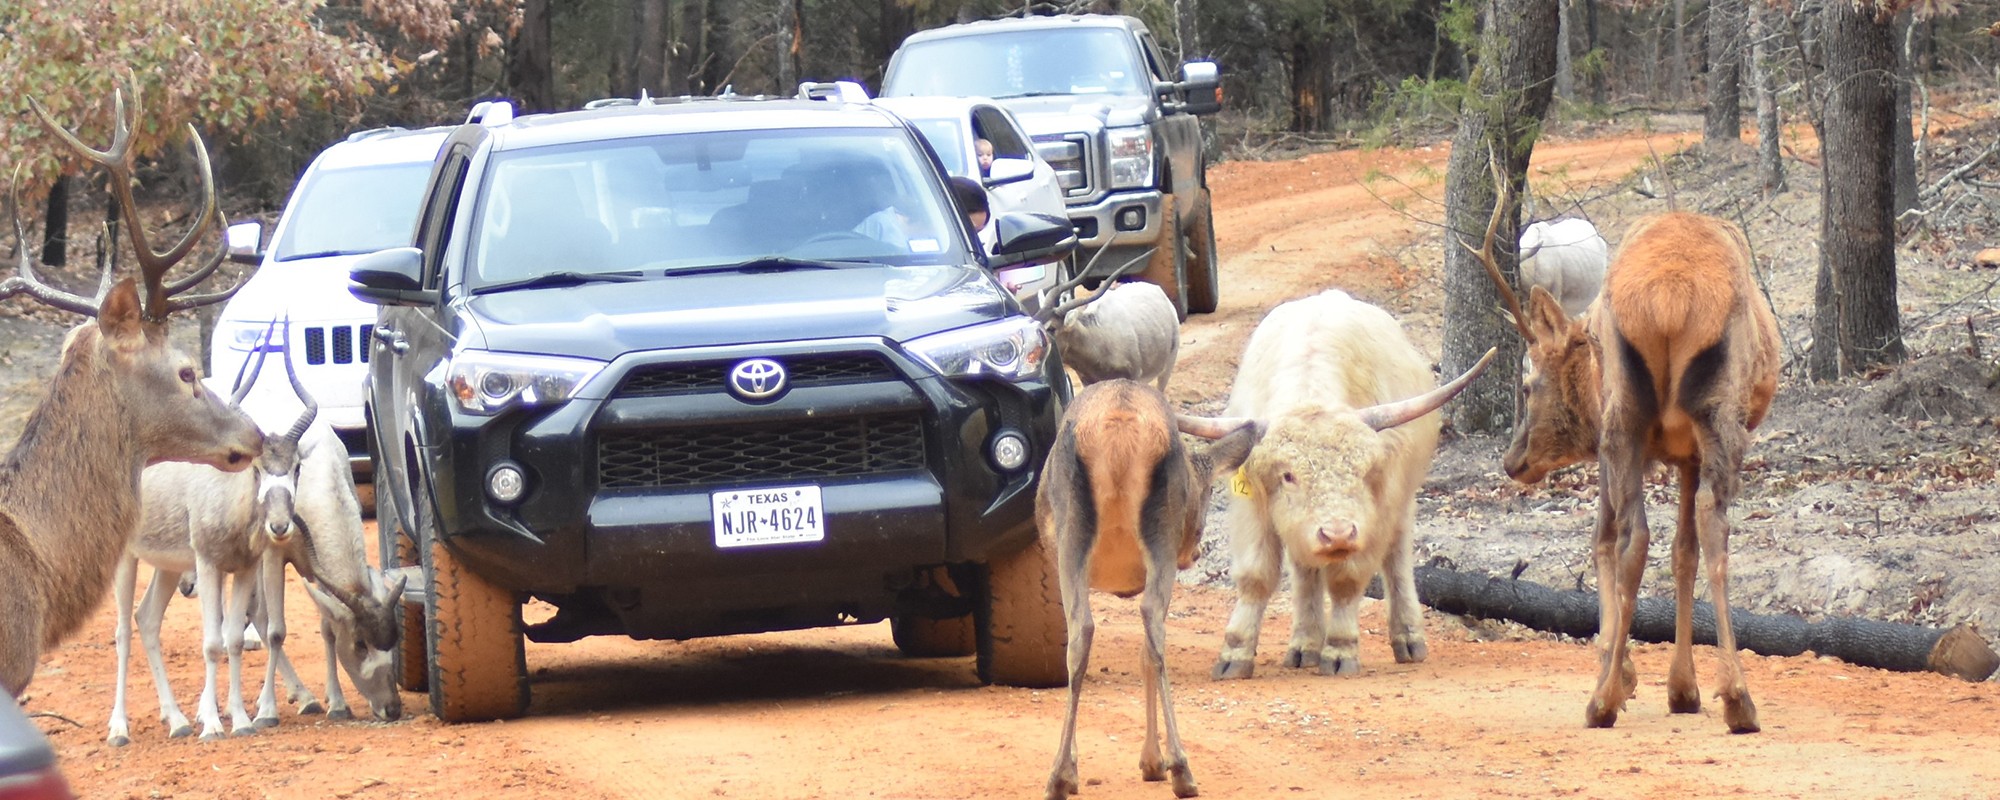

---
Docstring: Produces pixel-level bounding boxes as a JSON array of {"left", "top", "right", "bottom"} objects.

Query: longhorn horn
[
  {"left": 1356, "top": 347, "right": 1499, "bottom": 432},
  {"left": 279, "top": 317, "right": 317, "bottom": 444},
  {"left": 1176, "top": 415, "right": 1266, "bottom": 441},
  {"left": 1036, "top": 247, "right": 1153, "bottom": 325},
  {"left": 1461, "top": 147, "right": 1532, "bottom": 340},
  {"left": 229, "top": 321, "right": 277, "bottom": 406}
]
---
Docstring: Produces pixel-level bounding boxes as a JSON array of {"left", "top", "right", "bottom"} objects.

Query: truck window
[
  {"left": 969, "top": 107, "right": 1030, "bottom": 160},
  {"left": 885, "top": 28, "right": 1147, "bottom": 99}
]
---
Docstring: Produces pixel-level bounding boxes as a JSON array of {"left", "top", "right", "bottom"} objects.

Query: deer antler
[
  {"left": 1036, "top": 246, "right": 1154, "bottom": 325},
  {"left": 22, "top": 73, "right": 239, "bottom": 321},
  {"left": 1460, "top": 148, "right": 1531, "bottom": 340},
  {"left": 0, "top": 170, "right": 117, "bottom": 315}
]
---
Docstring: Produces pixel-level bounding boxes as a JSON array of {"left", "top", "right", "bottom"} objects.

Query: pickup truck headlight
[
  {"left": 446, "top": 351, "right": 605, "bottom": 415},
  {"left": 1106, "top": 127, "right": 1155, "bottom": 190},
  {"left": 906, "top": 317, "right": 1049, "bottom": 381}
]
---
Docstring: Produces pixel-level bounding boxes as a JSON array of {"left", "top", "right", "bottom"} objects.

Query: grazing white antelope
[
  {"left": 1039, "top": 379, "right": 1259, "bottom": 800},
  {"left": 1037, "top": 248, "right": 1177, "bottom": 390},
  {"left": 1472, "top": 175, "right": 1780, "bottom": 733},
  {"left": 0, "top": 78, "right": 263, "bottom": 696}
]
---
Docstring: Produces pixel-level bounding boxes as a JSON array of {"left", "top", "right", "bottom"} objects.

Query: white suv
[{"left": 212, "top": 126, "right": 450, "bottom": 478}]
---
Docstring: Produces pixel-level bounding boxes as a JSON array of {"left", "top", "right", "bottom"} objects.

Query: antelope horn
[
  {"left": 229, "top": 321, "right": 276, "bottom": 406},
  {"left": 1176, "top": 415, "right": 1266, "bottom": 441},
  {"left": 1038, "top": 247, "right": 1152, "bottom": 324},
  {"left": 280, "top": 317, "right": 317, "bottom": 443},
  {"left": 1460, "top": 148, "right": 1531, "bottom": 340},
  {"left": 290, "top": 515, "right": 368, "bottom": 620},
  {"left": 1356, "top": 347, "right": 1499, "bottom": 432}
]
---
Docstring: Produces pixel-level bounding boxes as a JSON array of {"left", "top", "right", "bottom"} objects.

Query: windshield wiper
[
  {"left": 278, "top": 249, "right": 374, "bottom": 261},
  {"left": 661, "top": 257, "right": 858, "bottom": 277},
  {"left": 476, "top": 270, "right": 648, "bottom": 294},
  {"left": 992, "top": 91, "right": 1077, "bottom": 99}
]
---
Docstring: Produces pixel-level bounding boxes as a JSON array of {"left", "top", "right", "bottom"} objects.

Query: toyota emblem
[{"left": 729, "top": 358, "right": 787, "bottom": 400}]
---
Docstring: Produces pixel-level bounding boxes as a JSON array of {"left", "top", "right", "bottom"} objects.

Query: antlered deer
[
  {"left": 1039, "top": 379, "right": 1258, "bottom": 800},
  {"left": 0, "top": 76, "right": 264, "bottom": 695},
  {"left": 1471, "top": 174, "right": 1780, "bottom": 733},
  {"left": 1186, "top": 291, "right": 1494, "bottom": 680}
]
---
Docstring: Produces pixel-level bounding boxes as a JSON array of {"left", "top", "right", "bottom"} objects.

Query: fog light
[
  {"left": 1115, "top": 206, "right": 1146, "bottom": 231},
  {"left": 487, "top": 463, "right": 527, "bottom": 504},
  {"left": 991, "top": 430, "right": 1030, "bottom": 472}
]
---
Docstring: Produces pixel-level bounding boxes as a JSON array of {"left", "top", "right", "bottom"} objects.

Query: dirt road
[{"left": 24, "top": 129, "right": 2000, "bottom": 800}]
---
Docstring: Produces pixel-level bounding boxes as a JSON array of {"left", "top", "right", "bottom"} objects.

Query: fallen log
[{"left": 1369, "top": 566, "right": 1999, "bottom": 682}]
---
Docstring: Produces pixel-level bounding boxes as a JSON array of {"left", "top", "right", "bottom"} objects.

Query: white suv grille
[{"left": 302, "top": 324, "right": 373, "bottom": 365}]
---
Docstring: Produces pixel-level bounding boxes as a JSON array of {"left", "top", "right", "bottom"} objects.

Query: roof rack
[
  {"left": 466, "top": 100, "right": 516, "bottom": 127},
  {"left": 796, "top": 81, "right": 872, "bottom": 104},
  {"left": 344, "top": 126, "right": 409, "bottom": 143}
]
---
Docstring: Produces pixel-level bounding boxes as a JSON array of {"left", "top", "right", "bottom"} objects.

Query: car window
[
  {"left": 884, "top": 28, "right": 1148, "bottom": 99},
  {"left": 272, "top": 162, "right": 432, "bottom": 261},
  {"left": 969, "top": 107, "right": 1030, "bottom": 159},
  {"left": 468, "top": 127, "right": 970, "bottom": 286},
  {"left": 910, "top": 118, "right": 969, "bottom": 177}
]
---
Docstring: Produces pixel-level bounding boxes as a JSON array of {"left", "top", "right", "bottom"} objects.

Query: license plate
[{"left": 711, "top": 485, "right": 825, "bottom": 548}]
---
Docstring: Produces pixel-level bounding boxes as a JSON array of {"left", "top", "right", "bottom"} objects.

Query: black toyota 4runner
[{"left": 350, "top": 97, "right": 1077, "bottom": 722}]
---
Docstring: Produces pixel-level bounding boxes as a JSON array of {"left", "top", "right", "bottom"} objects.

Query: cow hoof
[
  {"left": 1318, "top": 655, "right": 1360, "bottom": 677},
  {"left": 297, "top": 699, "right": 325, "bottom": 716},
  {"left": 231, "top": 726, "right": 258, "bottom": 737},
  {"left": 1391, "top": 637, "right": 1428, "bottom": 664},
  {"left": 167, "top": 723, "right": 194, "bottom": 739},
  {"left": 199, "top": 730, "right": 226, "bottom": 742},
  {"left": 328, "top": 708, "right": 355, "bottom": 722},
  {"left": 107, "top": 733, "right": 131, "bottom": 748},
  {"left": 252, "top": 715, "right": 279, "bottom": 730},
  {"left": 1211, "top": 659, "right": 1254, "bottom": 680},
  {"left": 1282, "top": 648, "right": 1320, "bottom": 669}
]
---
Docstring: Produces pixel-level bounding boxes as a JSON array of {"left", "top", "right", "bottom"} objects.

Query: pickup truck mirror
[
  {"left": 983, "top": 157, "right": 1036, "bottom": 188},
  {"left": 989, "top": 212, "right": 1077, "bottom": 269},
  {"left": 225, "top": 221, "right": 263, "bottom": 266},
  {"left": 1180, "top": 61, "right": 1222, "bottom": 116},
  {"left": 348, "top": 247, "right": 438, "bottom": 307}
]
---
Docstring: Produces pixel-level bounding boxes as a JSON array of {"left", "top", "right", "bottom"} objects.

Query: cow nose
[{"left": 1315, "top": 523, "right": 1359, "bottom": 551}]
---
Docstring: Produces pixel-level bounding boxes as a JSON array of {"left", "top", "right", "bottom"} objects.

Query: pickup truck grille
[
  {"left": 614, "top": 355, "right": 897, "bottom": 398},
  {"left": 1034, "top": 134, "right": 1091, "bottom": 198},
  {"left": 597, "top": 413, "right": 928, "bottom": 489}
]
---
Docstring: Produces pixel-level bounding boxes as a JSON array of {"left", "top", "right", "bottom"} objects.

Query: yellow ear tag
[{"left": 1230, "top": 466, "right": 1253, "bottom": 497}]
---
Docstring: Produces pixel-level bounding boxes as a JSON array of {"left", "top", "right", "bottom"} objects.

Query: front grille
[
  {"left": 1035, "top": 133, "right": 1091, "bottom": 198},
  {"left": 614, "top": 355, "right": 897, "bottom": 399},
  {"left": 598, "top": 414, "right": 927, "bottom": 489},
  {"left": 301, "top": 325, "right": 368, "bottom": 366}
]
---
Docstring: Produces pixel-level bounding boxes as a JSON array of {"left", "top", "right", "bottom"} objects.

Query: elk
[
  {"left": 1470, "top": 167, "right": 1780, "bottom": 733},
  {"left": 0, "top": 78, "right": 263, "bottom": 696},
  {"left": 1036, "top": 247, "right": 1176, "bottom": 390},
  {"left": 1039, "top": 379, "right": 1258, "bottom": 800},
  {"left": 108, "top": 333, "right": 405, "bottom": 743},
  {"left": 1518, "top": 217, "right": 1609, "bottom": 318},
  {"left": 1185, "top": 291, "right": 1494, "bottom": 681}
]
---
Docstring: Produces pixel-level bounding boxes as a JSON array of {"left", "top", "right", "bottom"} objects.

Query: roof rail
[
  {"left": 466, "top": 100, "right": 516, "bottom": 127},
  {"left": 584, "top": 89, "right": 660, "bottom": 110},
  {"left": 796, "top": 81, "right": 872, "bottom": 104},
  {"left": 344, "top": 126, "right": 409, "bottom": 143}
]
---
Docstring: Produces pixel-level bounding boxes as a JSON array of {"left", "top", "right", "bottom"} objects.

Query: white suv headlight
[
  {"left": 906, "top": 317, "right": 1049, "bottom": 381},
  {"left": 217, "top": 320, "right": 275, "bottom": 352},
  {"left": 1106, "top": 127, "right": 1154, "bottom": 190},
  {"left": 447, "top": 351, "right": 605, "bottom": 415}
]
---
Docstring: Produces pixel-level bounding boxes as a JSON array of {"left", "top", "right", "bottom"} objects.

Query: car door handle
[{"left": 373, "top": 327, "right": 408, "bottom": 354}]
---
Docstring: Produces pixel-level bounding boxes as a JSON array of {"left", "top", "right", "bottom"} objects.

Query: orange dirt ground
[{"left": 19, "top": 129, "right": 2000, "bottom": 800}]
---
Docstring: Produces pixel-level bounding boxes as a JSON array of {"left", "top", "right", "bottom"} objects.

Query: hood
[
  {"left": 457, "top": 264, "right": 1013, "bottom": 361},
  {"left": 221, "top": 254, "right": 381, "bottom": 325},
  {"left": 1000, "top": 94, "right": 1154, "bottom": 137}
]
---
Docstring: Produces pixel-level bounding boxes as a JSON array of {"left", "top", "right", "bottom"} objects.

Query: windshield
[
  {"left": 273, "top": 162, "right": 432, "bottom": 261},
  {"left": 908, "top": 118, "right": 971, "bottom": 178},
  {"left": 884, "top": 28, "right": 1148, "bottom": 99},
  {"left": 468, "top": 127, "right": 970, "bottom": 288}
]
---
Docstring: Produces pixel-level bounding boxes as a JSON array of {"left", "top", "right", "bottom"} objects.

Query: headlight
[
  {"left": 1106, "top": 127, "right": 1154, "bottom": 190},
  {"left": 446, "top": 351, "right": 605, "bottom": 415},
  {"left": 905, "top": 317, "right": 1050, "bottom": 381},
  {"left": 217, "top": 320, "right": 275, "bottom": 352}
]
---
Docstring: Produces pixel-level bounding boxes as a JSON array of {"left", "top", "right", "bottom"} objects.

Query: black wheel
[
  {"left": 975, "top": 532, "right": 1067, "bottom": 688},
  {"left": 419, "top": 494, "right": 528, "bottom": 723},
  {"left": 1140, "top": 195, "right": 1189, "bottom": 321},
  {"left": 891, "top": 567, "right": 977, "bottom": 658},
  {"left": 1185, "top": 188, "right": 1219, "bottom": 315},
  {"left": 375, "top": 484, "right": 427, "bottom": 693}
]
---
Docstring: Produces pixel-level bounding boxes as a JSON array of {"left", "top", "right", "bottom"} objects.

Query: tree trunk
[
  {"left": 1672, "top": 0, "right": 1689, "bottom": 101},
  {"left": 633, "top": 0, "right": 670, "bottom": 96},
  {"left": 1174, "top": 0, "right": 1201, "bottom": 61},
  {"left": 40, "top": 176, "right": 67, "bottom": 267},
  {"left": 1750, "top": 0, "right": 1784, "bottom": 195},
  {"left": 872, "top": 0, "right": 917, "bottom": 90},
  {"left": 1812, "top": 0, "right": 1905, "bottom": 381},
  {"left": 1703, "top": 0, "right": 1743, "bottom": 147},
  {"left": 1585, "top": 0, "right": 1603, "bottom": 104},
  {"left": 508, "top": 0, "right": 556, "bottom": 113},
  {"left": 679, "top": 0, "right": 718, "bottom": 95},
  {"left": 1555, "top": 0, "right": 1575, "bottom": 101},
  {"left": 1892, "top": 11, "right": 1918, "bottom": 216},
  {"left": 1288, "top": 26, "right": 1336, "bottom": 132},
  {"left": 1442, "top": 0, "right": 1559, "bottom": 433},
  {"left": 1374, "top": 567, "right": 2000, "bottom": 682}
]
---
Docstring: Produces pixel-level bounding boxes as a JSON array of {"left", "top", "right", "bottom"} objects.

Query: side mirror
[
  {"left": 1180, "top": 61, "right": 1221, "bottom": 116},
  {"left": 348, "top": 247, "right": 436, "bottom": 307},
  {"left": 989, "top": 212, "right": 1077, "bottom": 269},
  {"left": 982, "top": 157, "right": 1036, "bottom": 188},
  {"left": 226, "top": 221, "right": 263, "bottom": 266}
]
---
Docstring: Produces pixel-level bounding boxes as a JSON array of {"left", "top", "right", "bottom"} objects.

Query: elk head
[
  {"left": 1463, "top": 154, "right": 1603, "bottom": 485},
  {"left": 1178, "top": 349, "right": 1495, "bottom": 564},
  {"left": 4, "top": 75, "right": 262, "bottom": 471}
]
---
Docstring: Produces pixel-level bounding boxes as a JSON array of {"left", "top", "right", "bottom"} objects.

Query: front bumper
[
  {"left": 1066, "top": 189, "right": 1164, "bottom": 277},
  {"left": 417, "top": 337, "right": 1063, "bottom": 637}
]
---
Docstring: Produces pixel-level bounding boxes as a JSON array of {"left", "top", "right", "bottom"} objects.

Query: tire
[
  {"left": 423, "top": 502, "right": 528, "bottom": 723},
  {"left": 1140, "top": 195, "right": 1189, "bottom": 321},
  {"left": 376, "top": 483, "right": 429, "bottom": 692},
  {"left": 976, "top": 531, "right": 1067, "bottom": 688},
  {"left": 891, "top": 567, "right": 977, "bottom": 658},
  {"left": 1185, "top": 188, "right": 1220, "bottom": 315}
]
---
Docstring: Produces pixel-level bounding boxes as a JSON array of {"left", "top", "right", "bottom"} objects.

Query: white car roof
[{"left": 310, "top": 128, "right": 453, "bottom": 171}]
